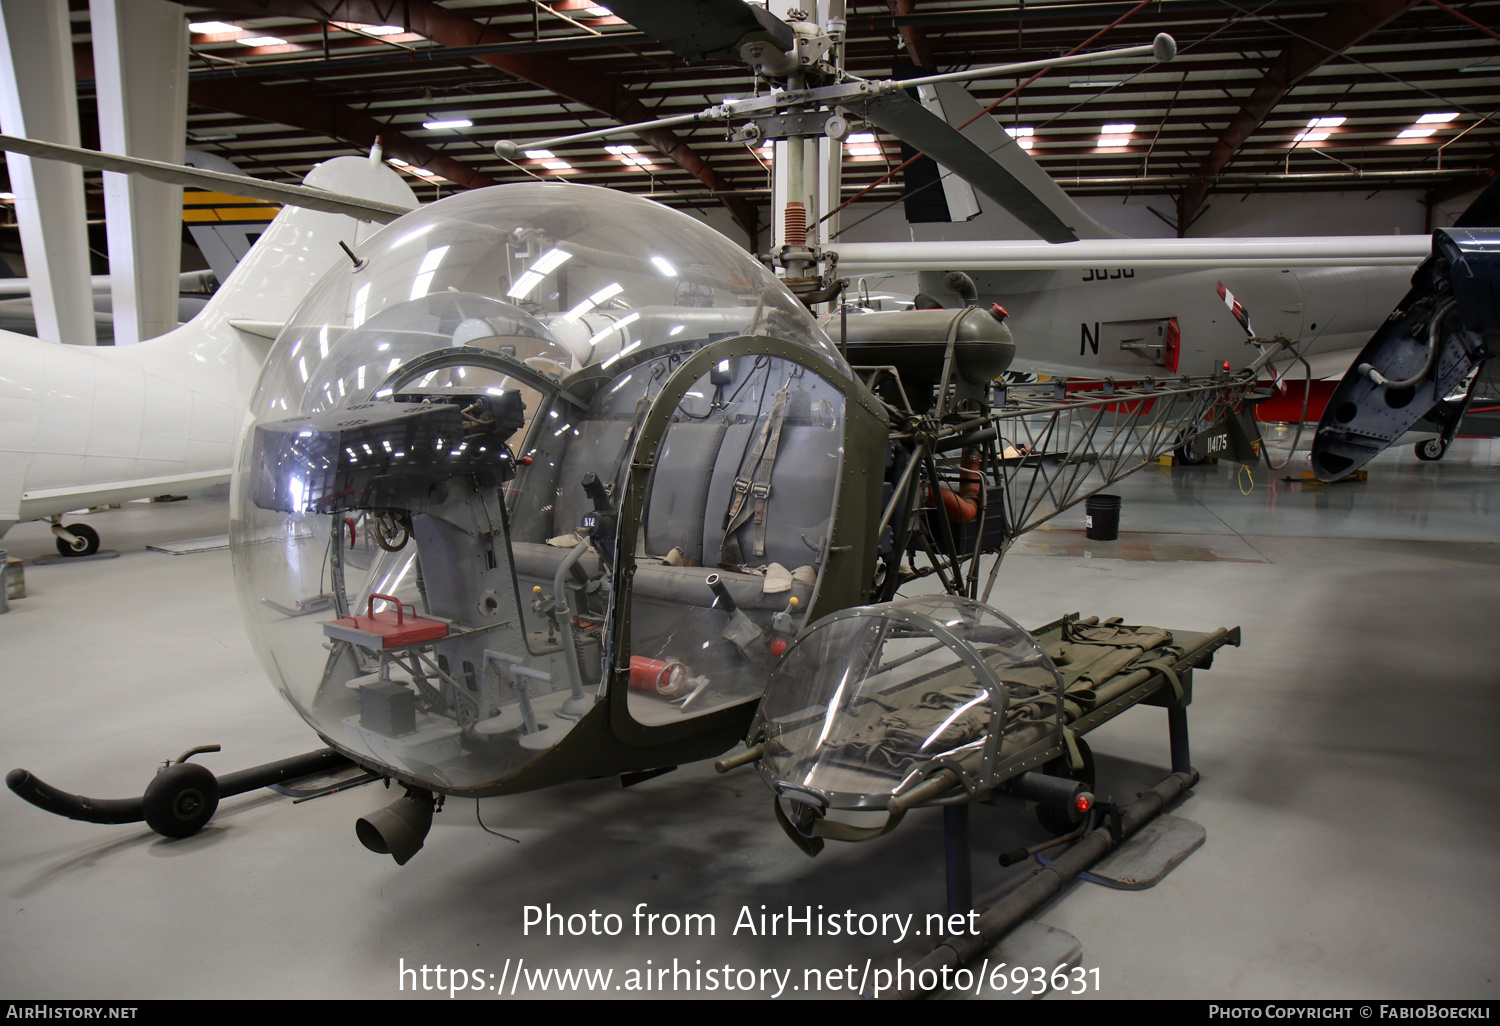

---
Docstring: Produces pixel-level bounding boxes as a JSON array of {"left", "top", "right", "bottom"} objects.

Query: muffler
[{"left": 356, "top": 787, "right": 435, "bottom": 865}]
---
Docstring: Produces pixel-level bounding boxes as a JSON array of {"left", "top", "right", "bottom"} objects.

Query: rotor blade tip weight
[
  {"left": 1154, "top": 33, "right": 1177, "bottom": 62},
  {"left": 494, "top": 140, "right": 523, "bottom": 160}
]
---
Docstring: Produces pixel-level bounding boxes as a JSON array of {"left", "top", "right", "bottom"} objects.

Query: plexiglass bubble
[{"left": 229, "top": 182, "right": 858, "bottom": 796}]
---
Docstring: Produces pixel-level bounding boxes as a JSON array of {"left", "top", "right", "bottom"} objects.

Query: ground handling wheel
[{"left": 141, "top": 762, "right": 220, "bottom": 838}]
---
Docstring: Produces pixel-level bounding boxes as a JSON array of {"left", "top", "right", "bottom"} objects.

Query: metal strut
[{"left": 886, "top": 769, "right": 1199, "bottom": 999}]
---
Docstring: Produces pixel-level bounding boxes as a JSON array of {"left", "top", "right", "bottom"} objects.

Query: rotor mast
[
  {"left": 491, "top": 6, "right": 1176, "bottom": 306},
  {"left": 764, "top": 1, "right": 845, "bottom": 296}
]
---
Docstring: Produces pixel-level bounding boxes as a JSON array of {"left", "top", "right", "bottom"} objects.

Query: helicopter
[
  {"left": 9, "top": 175, "right": 1250, "bottom": 866},
  {"left": 8, "top": 6, "right": 1254, "bottom": 885}
]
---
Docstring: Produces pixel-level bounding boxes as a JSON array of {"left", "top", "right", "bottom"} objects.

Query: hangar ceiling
[{"left": 14, "top": 0, "right": 1500, "bottom": 243}]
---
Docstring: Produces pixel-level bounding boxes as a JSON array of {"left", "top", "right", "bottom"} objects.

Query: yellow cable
[{"left": 1238, "top": 462, "right": 1254, "bottom": 494}]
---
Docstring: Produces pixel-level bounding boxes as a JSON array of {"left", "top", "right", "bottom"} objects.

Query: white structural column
[
  {"left": 90, "top": 0, "right": 187, "bottom": 345},
  {"left": 0, "top": 0, "right": 97, "bottom": 345}
]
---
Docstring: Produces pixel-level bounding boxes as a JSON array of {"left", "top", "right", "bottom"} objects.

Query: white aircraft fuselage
[
  {"left": 831, "top": 77, "right": 1434, "bottom": 385},
  {"left": 0, "top": 156, "right": 416, "bottom": 539},
  {"left": 836, "top": 235, "right": 1427, "bottom": 380},
  {"left": 976, "top": 260, "right": 1419, "bottom": 379}
]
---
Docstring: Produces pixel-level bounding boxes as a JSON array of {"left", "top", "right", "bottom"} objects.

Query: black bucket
[{"left": 1084, "top": 493, "right": 1121, "bottom": 541}]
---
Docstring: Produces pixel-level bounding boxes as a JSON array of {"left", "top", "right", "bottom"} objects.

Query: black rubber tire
[
  {"left": 1173, "top": 437, "right": 1208, "bottom": 466},
  {"left": 142, "top": 763, "right": 220, "bottom": 838},
  {"left": 1036, "top": 738, "right": 1095, "bottom": 834},
  {"left": 55, "top": 523, "right": 100, "bottom": 557},
  {"left": 1415, "top": 438, "right": 1447, "bottom": 462}
]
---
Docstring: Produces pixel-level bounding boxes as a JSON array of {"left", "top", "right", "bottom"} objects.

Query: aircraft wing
[
  {"left": 17, "top": 471, "right": 232, "bottom": 523},
  {"left": 1311, "top": 226, "right": 1500, "bottom": 480},
  {"left": 0, "top": 133, "right": 412, "bottom": 223}
]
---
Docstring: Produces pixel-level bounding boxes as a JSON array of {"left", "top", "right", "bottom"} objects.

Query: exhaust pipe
[{"left": 356, "top": 788, "right": 434, "bottom": 865}]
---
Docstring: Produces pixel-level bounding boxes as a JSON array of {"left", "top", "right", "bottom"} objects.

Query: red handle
[{"left": 368, "top": 593, "right": 407, "bottom": 624}]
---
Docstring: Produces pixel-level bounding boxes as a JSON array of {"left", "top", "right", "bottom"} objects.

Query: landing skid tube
[{"left": 7, "top": 746, "right": 353, "bottom": 838}]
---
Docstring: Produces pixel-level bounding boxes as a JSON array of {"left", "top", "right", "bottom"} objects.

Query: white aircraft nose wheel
[
  {"left": 1415, "top": 437, "right": 1448, "bottom": 462},
  {"left": 55, "top": 523, "right": 101, "bottom": 557}
]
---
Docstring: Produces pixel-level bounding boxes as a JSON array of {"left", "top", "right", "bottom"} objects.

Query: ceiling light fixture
[
  {"left": 423, "top": 118, "right": 473, "bottom": 130},
  {"left": 188, "top": 21, "right": 240, "bottom": 34},
  {"left": 239, "top": 35, "right": 287, "bottom": 47}
]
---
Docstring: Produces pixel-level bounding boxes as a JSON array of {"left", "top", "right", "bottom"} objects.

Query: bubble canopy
[
  {"left": 243, "top": 182, "right": 840, "bottom": 419},
  {"left": 754, "top": 596, "right": 1064, "bottom": 811},
  {"left": 229, "top": 182, "right": 862, "bottom": 797}
]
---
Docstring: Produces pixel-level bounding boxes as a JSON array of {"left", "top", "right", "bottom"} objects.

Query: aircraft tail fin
[
  {"left": 182, "top": 187, "right": 282, "bottom": 282},
  {"left": 188, "top": 156, "right": 416, "bottom": 333},
  {"left": 900, "top": 80, "right": 1121, "bottom": 242},
  {"left": 1453, "top": 176, "right": 1500, "bottom": 229}
]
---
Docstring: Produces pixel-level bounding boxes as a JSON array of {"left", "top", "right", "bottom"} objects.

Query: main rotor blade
[
  {"left": 855, "top": 92, "right": 1080, "bottom": 243},
  {"left": 0, "top": 134, "right": 412, "bottom": 223},
  {"left": 604, "top": 0, "right": 792, "bottom": 62}
]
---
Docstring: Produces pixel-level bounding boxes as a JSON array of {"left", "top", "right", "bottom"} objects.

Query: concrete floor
[{"left": 1, "top": 441, "right": 1497, "bottom": 1000}]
